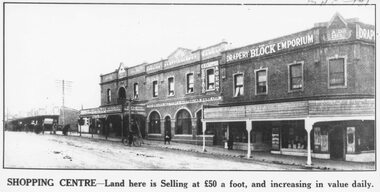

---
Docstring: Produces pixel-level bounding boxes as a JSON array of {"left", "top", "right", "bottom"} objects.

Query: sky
[{"left": 3, "top": 3, "right": 375, "bottom": 116}]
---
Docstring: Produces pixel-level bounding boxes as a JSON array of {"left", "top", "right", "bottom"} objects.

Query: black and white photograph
[{"left": 1, "top": 1, "right": 378, "bottom": 191}]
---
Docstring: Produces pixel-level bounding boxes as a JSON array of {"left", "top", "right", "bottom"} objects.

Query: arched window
[
  {"left": 149, "top": 111, "right": 161, "bottom": 134},
  {"left": 176, "top": 109, "right": 192, "bottom": 134},
  {"left": 107, "top": 89, "right": 111, "bottom": 103},
  {"left": 118, "top": 87, "right": 126, "bottom": 99}
]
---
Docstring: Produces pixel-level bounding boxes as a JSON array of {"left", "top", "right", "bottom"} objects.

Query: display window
[{"left": 281, "top": 121, "right": 307, "bottom": 149}]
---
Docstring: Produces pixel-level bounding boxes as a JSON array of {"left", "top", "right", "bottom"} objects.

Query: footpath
[{"left": 55, "top": 131, "right": 375, "bottom": 171}]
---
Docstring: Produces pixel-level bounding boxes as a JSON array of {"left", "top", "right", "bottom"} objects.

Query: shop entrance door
[{"left": 329, "top": 127, "right": 344, "bottom": 160}]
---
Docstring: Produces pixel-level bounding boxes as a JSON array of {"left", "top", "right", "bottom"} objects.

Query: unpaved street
[{"left": 4, "top": 131, "right": 297, "bottom": 170}]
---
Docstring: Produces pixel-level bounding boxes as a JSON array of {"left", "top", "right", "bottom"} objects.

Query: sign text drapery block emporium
[
  {"left": 356, "top": 24, "right": 375, "bottom": 41},
  {"left": 226, "top": 30, "right": 318, "bottom": 63}
]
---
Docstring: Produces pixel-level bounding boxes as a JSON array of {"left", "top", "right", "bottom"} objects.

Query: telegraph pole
[{"left": 55, "top": 79, "right": 72, "bottom": 126}]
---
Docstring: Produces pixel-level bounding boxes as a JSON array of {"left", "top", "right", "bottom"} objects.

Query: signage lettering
[
  {"left": 146, "top": 63, "right": 162, "bottom": 72},
  {"left": 201, "top": 43, "right": 227, "bottom": 59},
  {"left": 356, "top": 25, "right": 375, "bottom": 41},
  {"left": 226, "top": 33, "right": 315, "bottom": 63},
  {"left": 147, "top": 96, "right": 222, "bottom": 108},
  {"left": 201, "top": 61, "right": 218, "bottom": 69}
]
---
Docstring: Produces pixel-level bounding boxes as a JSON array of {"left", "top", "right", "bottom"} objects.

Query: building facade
[
  {"left": 80, "top": 42, "right": 228, "bottom": 144},
  {"left": 80, "top": 13, "right": 374, "bottom": 163},
  {"left": 203, "top": 13, "right": 375, "bottom": 162}
]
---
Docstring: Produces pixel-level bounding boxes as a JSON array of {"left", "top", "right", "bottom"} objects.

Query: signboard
[
  {"left": 346, "top": 127, "right": 356, "bottom": 153},
  {"left": 146, "top": 61, "right": 163, "bottom": 73},
  {"left": 80, "top": 105, "right": 145, "bottom": 115},
  {"left": 326, "top": 28, "right": 352, "bottom": 41},
  {"left": 272, "top": 127, "right": 280, "bottom": 150},
  {"left": 225, "top": 30, "right": 319, "bottom": 63},
  {"left": 147, "top": 96, "right": 222, "bottom": 108},
  {"left": 356, "top": 24, "right": 375, "bottom": 41},
  {"left": 314, "top": 127, "right": 321, "bottom": 152}
]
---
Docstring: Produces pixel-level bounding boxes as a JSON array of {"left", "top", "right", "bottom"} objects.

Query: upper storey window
[
  {"left": 168, "top": 77, "right": 175, "bottom": 96},
  {"left": 234, "top": 74, "right": 244, "bottom": 97},
  {"left": 206, "top": 69, "right": 215, "bottom": 90},
  {"left": 153, "top": 81, "right": 158, "bottom": 98},
  {"left": 133, "top": 83, "right": 139, "bottom": 99},
  {"left": 107, "top": 89, "right": 111, "bottom": 103},
  {"left": 255, "top": 69, "right": 268, "bottom": 95},
  {"left": 187, "top": 73, "right": 194, "bottom": 93},
  {"left": 289, "top": 63, "right": 303, "bottom": 91},
  {"left": 328, "top": 58, "right": 346, "bottom": 88}
]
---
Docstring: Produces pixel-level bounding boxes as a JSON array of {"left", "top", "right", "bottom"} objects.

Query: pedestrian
[
  {"left": 128, "top": 131, "right": 134, "bottom": 147},
  {"left": 63, "top": 124, "right": 70, "bottom": 136},
  {"left": 227, "top": 134, "right": 234, "bottom": 150},
  {"left": 164, "top": 131, "right": 171, "bottom": 145}
]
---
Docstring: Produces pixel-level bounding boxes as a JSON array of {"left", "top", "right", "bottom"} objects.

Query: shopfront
[
  {"left": 203, "top": 98, "right": 375, "bottom": 163},
  {"left": 80, "top": 104, "right": 146, "bottom": 139}
]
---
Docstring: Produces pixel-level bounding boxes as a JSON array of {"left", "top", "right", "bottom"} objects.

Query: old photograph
[{"left": 3, "top": 3, "right": 375, "bottom": 171}]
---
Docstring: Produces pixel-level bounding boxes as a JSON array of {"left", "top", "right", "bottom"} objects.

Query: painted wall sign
[
  {"left": 146, "top": 62, "right": 163, "bottom": 73},
  {"left": 201, "top": 61, "right": 218, "bottom": 69},
  {"left": 147, "top": 96, "right": 222, "bottom": 108},
  {"left": 326, "top": 28, "right": 352, "bottom": 41},
  {"left": 226, "top": 31, "right": 318, "bottom": 63},
  {"left": 80, "top": 105, "right": 145, "bottom": 115},
  {"left": 356, "top": 24, "right": 375, "bottom": 41}
]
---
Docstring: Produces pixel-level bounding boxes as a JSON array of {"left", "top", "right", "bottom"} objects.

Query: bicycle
[{"left": 122, "top": 134, "right": 143, "bottom": 147}]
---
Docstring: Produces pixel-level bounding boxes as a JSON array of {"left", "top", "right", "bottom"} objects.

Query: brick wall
[{"left": 221, "top": 42, "right": 374, "bottom": 105}]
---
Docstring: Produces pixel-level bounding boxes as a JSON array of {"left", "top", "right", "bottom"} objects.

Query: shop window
[
  {"left": 187, "top": 73, "right": 194, "bottom": 93},
  {"left": 133, "top": 83, "right": 139, "bottom": 99},
  {"left": 328, "top": 58, "right": 346, "bottom": 88},
  {"left": 358, "top": 121, "right": 375, "bottom": 151},
  {"left": 234, "top": 74, "right": 244, "bottom": 97},
  {"left": 281, "top": 121, "right": 307, "bottom": 149},
  {"left": 168, "top": 77, "right": 174, "bottom": 96},
  {"left": 289, "top": 63, "right": 303, "bottom": 91},
  {"left": 107, "top": 89, "right": 111, "bottom": 103},
  {"left": 255, "top": 69, "right": 267, "bottom": 94},
  {"left": 206, "top": 69, "right": 215, "bottom": 90},
  {"left": 153, "top": 81, "right": 158, "bottom": 98}
]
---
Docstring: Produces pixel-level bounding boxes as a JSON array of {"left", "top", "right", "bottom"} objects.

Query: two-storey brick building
[
  {"left": 80, "top": 42, "right": 228, "bottom": 144},
  {"left": 203, "top": 13, "right": 375, "bottom": 163}
]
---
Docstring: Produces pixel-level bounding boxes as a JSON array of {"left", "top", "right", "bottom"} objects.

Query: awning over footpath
[
  {"left": 203, "top": 98, "right": 375, "bottom": 122},
  {"left": 80, "top": 104, "right": 146, "bottom": 118}
]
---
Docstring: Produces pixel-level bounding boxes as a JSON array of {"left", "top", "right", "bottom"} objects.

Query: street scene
[{"left": 4, "top": 4, "right": 375, "bottom": 172}]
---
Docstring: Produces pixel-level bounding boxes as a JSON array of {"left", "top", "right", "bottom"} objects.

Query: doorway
[{"left": 329, "top": 127, "right": 344, "bottom": 160}]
